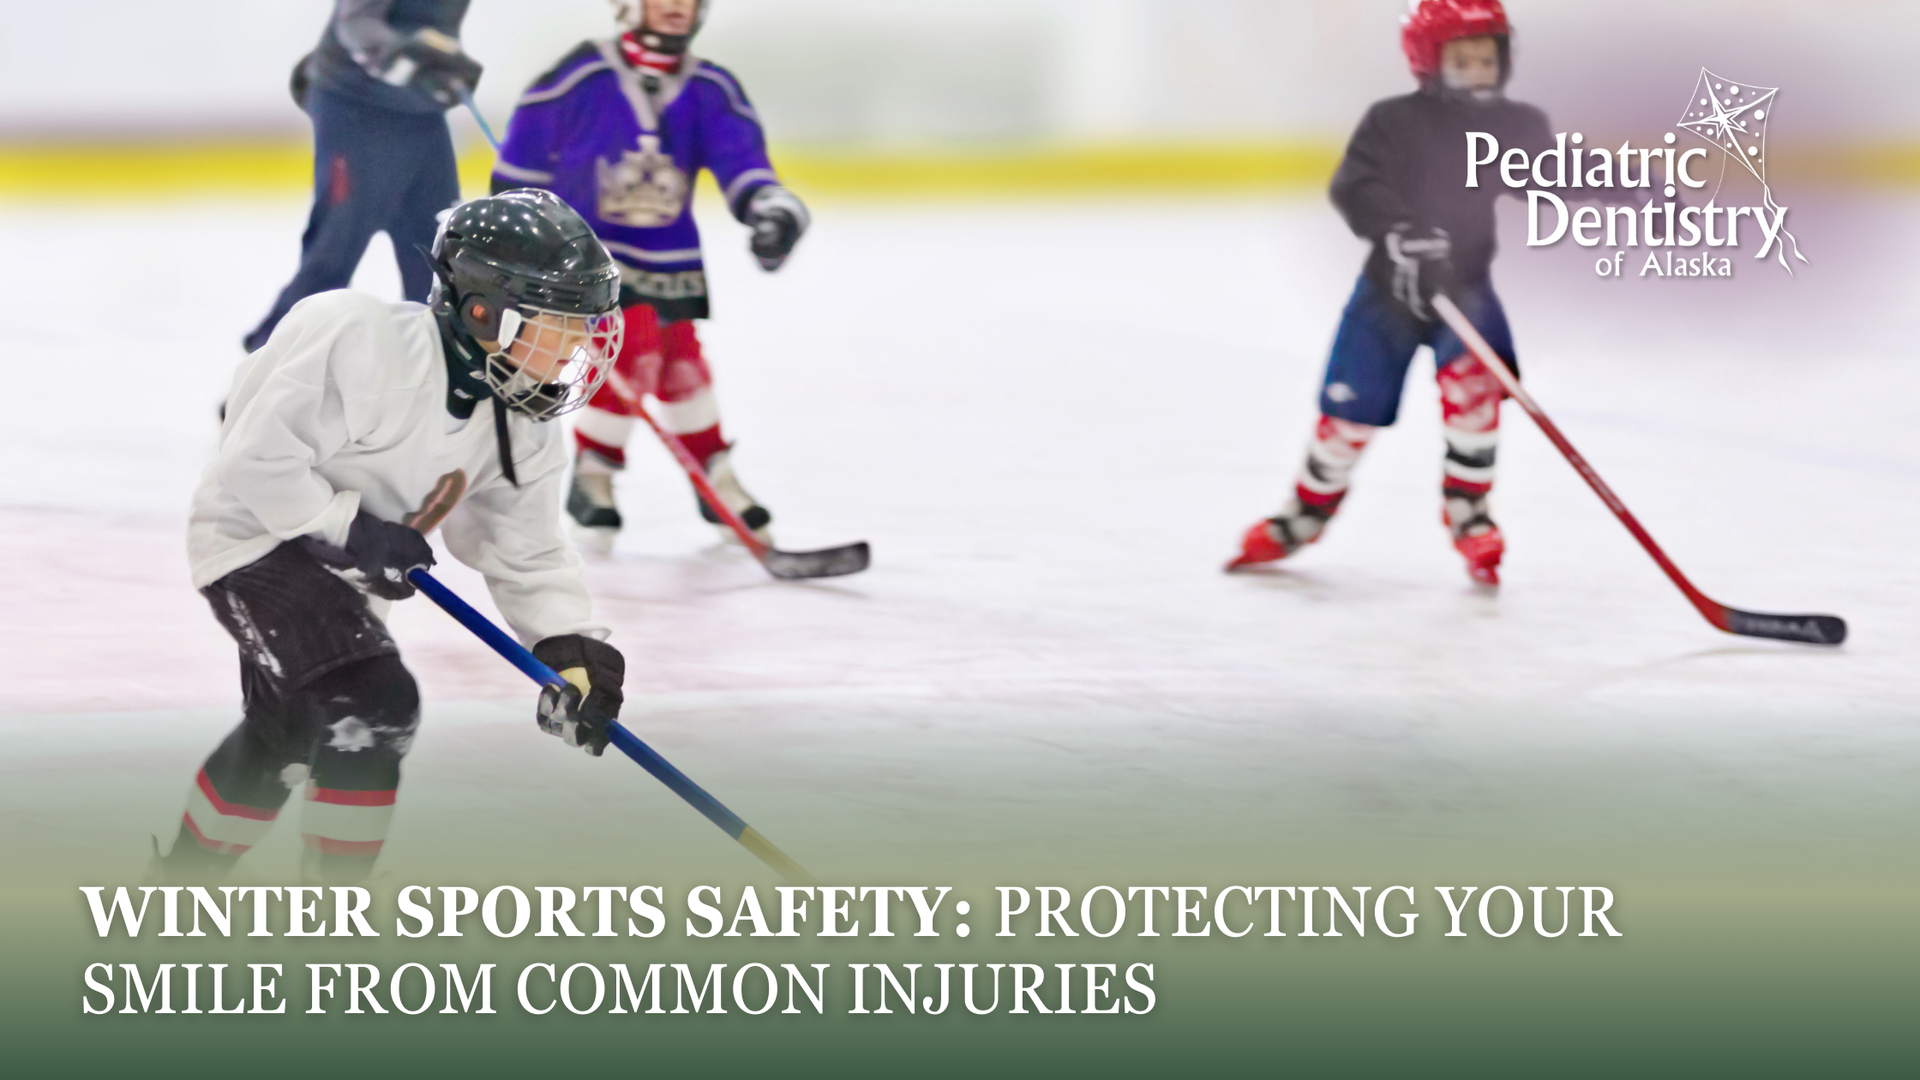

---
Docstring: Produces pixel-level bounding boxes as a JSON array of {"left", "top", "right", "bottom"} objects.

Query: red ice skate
[
  {"left": 1443, "top": 487, "right": 1504, "bottom": 587},
  {"left": 1226, "top": 494, "right": 1340, "bottom": 571},
  {"left": 1226, "top": 520, "right": 1290, "bottom": 570}
]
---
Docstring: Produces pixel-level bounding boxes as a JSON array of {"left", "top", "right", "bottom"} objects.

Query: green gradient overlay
[{"left": 6, "top": 772, "right": 1912, "bottom": 1077}]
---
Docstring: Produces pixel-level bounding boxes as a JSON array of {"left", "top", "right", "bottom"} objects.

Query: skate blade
[
  {"left": 1226, "top": 547, "right": 1292, "bottom": 572},
  {"left": 1467, "top": 565, "right": 1501, "bottom": 591}
]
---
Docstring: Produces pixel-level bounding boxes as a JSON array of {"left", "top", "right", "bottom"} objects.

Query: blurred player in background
[
  {"left": 490, "top": 0, "right": 810, "bottom": 551},
  {"left": 159, "top": 192, "right": 630, "bottom": 886},
  {"left": 1230, "top": 0, "right": 1563, "bottom": 588},
  {"left": 241, "top": 1, "right": 482, "bottom": 353}
]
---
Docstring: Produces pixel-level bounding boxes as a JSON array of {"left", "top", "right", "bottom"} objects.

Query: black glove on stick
[
  {"left": 532, "top": 635, "right": 626, "bottom": 757},
  {"left": 303, "top": 509, "right": 435, "bottom": 600}
]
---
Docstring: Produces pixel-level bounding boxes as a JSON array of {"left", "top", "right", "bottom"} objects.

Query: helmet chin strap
[{"left": 635, "top": 27, "right": 692, "bottom": 55}]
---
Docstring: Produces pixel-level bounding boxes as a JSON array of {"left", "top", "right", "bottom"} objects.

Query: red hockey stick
[{"left": 1431, "top": 294, "right": 1845, "bottom": 645}]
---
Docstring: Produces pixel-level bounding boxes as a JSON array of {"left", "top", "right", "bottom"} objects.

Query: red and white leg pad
[
  {"left": 1228, "top": 416, "right": 1375, "bottom": 570},
  {"left": 1437, "top": 354, "right": 1504, "bottom": 434},
  {"left": 299, "top": 783, "right": 395, "bottom": 862},
  {"left": 573, "top": 407, "right": 636, "bottom": 470},
  {"left": 1297, "top": 414, "right": 1378, "bottom": 502},
  {"left": 181, "top": 768, "right": 279, "bottom": 856}
]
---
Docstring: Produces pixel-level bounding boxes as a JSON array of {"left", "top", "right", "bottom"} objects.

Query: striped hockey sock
[
  {"left": 167, "top": 766, "right": 288, "bottom": 880},
  {"left": 1438, "top": 354, "right": 1506, "bottom": 583},
  {"left": 1290, "top": 413, "right": 1378, "bottom": 535},
  {"left": 300, "top": 780, "right": 398, "bottom": 885}
]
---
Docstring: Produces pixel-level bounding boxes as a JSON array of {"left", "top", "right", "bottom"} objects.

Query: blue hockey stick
[
  {"left": 409, "top": 568, "right": 818, "bottom": 884},
  {"left": 459, "top": 89, "right": 504, "bottom": 152}
]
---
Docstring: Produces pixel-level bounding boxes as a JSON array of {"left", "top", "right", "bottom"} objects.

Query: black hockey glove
[
  {"left": 532, "top": 635, "right": 626, "bottom": 757},
  {"left": 381, "top": 28, "right": 483, "bottom": 108},
  {"left": 303, "top": 507, "right": 435, "bottom": 599},
  {"left": 302, "top": 510, "right": 436, "bottom": 601},
  {"left": 745, "top": 187, "right": 810, "bottom": 272},
  {"left": 1383, "top": 224, "right": 1455, "bottom": 321}
]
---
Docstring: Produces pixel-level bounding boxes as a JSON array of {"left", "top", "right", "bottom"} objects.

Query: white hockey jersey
[{"left": 188, "top": 290, "right": 607, "bottom": 647}]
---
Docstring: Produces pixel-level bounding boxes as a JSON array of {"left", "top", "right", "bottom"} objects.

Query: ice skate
[
  {"left": 566, "top": 450, "right": 623, "bottom": 554},
  {"left": 1444, "top": 488, "right": 1505, "bottom": 588},
  {"left": 695, "top": 446, "right": 773, "bottom": 545},
  {"left": 1226, "top": 497, "right": 1335, "bottom": 571}
]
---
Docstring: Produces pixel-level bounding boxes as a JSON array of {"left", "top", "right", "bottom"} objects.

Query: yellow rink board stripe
[
  {"left": 0, "top": 139, "right": 1913, "bottom": 201},
  {"left": 0, "top": 140, "right": 1343, "bottom": 200}
]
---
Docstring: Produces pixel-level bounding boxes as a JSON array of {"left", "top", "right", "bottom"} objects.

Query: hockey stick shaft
[
  {"left": 408, "top": 568, "right": 819, "bottom": 885},
  {"left": 1431, "top": 295, "right": 1722, "bottom": 622},
  {"left": 1431, "top": 294, "right": 1843, "bottom": 644},
  {"left": 461, "top": 90, "right": 504, "bottom": 153}
]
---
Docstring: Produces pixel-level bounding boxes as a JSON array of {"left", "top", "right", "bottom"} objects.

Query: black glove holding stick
[
  {"left": 1382, "top": 223, "right": 1455, "bottom": 321},
  {"left": 533, "top": 635, "right": 626, "bottom": 757},
  {"left": 302, "top": 510, "right": 436, "bottom": 600}
]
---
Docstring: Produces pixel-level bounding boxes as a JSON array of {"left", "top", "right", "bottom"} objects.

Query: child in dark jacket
[{"left": 1229, "top": 0, "right": 1552, "bottom": 587}]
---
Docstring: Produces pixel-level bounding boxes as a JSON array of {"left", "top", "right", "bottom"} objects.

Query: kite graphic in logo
[{"left": 1677, "top": 69, "right": 1808, "bottom": 273}]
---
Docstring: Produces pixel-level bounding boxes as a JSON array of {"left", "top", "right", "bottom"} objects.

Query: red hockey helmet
[{"left": 1401, "top": 0, "right": 1511, "bottom": 82}]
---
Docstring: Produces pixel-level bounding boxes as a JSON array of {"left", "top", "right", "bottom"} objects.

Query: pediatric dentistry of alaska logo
[{"left": 1469, "top": 68, "right": 1809, "bottom": 279}]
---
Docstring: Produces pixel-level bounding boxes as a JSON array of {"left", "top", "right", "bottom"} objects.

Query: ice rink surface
[{"left": 2, "top": 190, "right": 1915, "bottom": 877}]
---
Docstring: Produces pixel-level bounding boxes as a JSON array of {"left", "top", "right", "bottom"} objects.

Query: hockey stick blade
[
  {"left": 1430, "top": 294, "right": 1847, "bottom": 647},
  {"left": 1719, "top": 609, "right": 1847, "bottom": 646},
  {"left": 763, "top": 540, "right": 871, "bottom": 580}
]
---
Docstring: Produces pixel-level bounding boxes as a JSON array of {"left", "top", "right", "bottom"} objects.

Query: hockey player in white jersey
[{"left": 156, "top": 190, "right": 631, "bottom": 885}]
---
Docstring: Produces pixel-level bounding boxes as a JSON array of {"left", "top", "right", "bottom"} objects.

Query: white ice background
[{"left": 1, "top": 191, "right": 1915, "bottom": 877}]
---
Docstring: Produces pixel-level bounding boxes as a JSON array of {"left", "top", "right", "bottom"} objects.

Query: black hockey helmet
[
  {"left": 431, "top": 188, "right": 621, "bottom": 340},
  {"left": 430, "top": 190, "right": 625, "bottom": 420}
]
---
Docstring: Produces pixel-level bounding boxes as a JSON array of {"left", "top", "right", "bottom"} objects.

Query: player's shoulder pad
[
  {"left": 519, "top": 41, "right": 616, "bottom": 105},
  {"left": 689, "top": 59, "right": 759, "bottom": 121}
]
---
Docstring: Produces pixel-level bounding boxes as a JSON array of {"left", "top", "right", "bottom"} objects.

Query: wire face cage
[{"left": 482, "top": 306, "right": 626, "bottom": 420}]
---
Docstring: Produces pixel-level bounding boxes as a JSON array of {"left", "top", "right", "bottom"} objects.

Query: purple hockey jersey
[{"left": 491, "top": 41, "right": 782, "bottom": 321}]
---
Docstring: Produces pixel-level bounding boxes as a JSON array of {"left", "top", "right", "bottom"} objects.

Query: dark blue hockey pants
[
  {"left": 1318, "top": 275, "right": 1518, "bottom": 428},
  {"left": 243, "top": 88, "right": 460, "bottom": 352}
]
